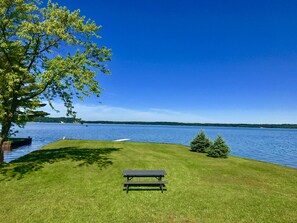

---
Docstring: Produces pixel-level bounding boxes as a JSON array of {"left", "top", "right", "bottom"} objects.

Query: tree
[
  {"left": 0, "top": 0, "right": 111, "bottom": 162},
  {"left": 190, "top": 131, "right": 212, "bottom": 152},
  {"left": 207, "top": 135, "right": 230, "bottom": 158}
]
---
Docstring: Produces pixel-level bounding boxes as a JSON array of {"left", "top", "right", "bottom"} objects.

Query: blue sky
[{"left": 49, "top": 0, "right": 297, "bottom": 124}]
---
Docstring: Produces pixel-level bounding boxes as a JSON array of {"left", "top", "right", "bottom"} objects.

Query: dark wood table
[
  {"left": 122, "top": 170, "right": 167, "bottom": 181},
  {"left": 122, "top": 170, "right": 167, "bottom": 193}
]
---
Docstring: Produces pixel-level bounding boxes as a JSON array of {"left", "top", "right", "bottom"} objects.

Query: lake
[{"left": 3, "top": 122, "right": 297, "bottom": 168}]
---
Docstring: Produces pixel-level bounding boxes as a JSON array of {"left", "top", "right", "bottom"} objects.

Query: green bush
[
  {"left": 207, "top": 135, "right": 230, "bottom": 158},
  {"left": 190, "top": 131, "right": 212, "bottom": 153}
]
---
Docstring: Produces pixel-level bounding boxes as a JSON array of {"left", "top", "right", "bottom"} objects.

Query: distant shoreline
[{"left": 33, "top": 117, "right": 297, "bottom": 129}]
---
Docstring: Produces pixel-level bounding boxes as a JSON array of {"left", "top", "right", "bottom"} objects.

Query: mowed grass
[{"left": 0, "top": 140, "right": 297, "bottom": 223}]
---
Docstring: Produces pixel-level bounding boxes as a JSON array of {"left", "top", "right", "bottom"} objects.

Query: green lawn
[{"left": 0, "top": 140, "right": 296, "bottom": 223}]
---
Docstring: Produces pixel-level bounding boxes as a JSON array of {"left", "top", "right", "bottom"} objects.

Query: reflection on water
[{"left": 4, "top": 122, "right": 297, "bottom": 168}]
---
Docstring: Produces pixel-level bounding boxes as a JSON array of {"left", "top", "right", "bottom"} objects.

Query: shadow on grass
[{"left": 0, "top": 146, "right": 122, "bottom": 180}]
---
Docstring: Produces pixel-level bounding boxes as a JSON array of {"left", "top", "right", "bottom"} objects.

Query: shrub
[
  {"left": 207, "top": 135, "right": 230, "bottom": 158},
  {"left": 190, "top": 131, "right": 212, "bottom": 153}
]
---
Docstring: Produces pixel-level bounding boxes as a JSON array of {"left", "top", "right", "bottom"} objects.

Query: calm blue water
[{"left": 4, "top": 122, "right": 297, "bottom": 168}]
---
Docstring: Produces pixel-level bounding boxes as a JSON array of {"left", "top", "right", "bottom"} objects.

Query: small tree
[
  {"left": 190, "top": 131, "right": 212, "bottom": 153},
  {"left": 207, "top": 135, "right": 230, "bottom": 158}
]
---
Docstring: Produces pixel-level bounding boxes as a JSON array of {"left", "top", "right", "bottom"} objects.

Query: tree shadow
[{"left": 0, "top": 146, "right": 122, "bottom": 180}]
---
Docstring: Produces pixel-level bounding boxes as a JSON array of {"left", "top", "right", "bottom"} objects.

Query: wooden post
[{"left": 2, "top": 141, "right": 12, "bottom": 151}]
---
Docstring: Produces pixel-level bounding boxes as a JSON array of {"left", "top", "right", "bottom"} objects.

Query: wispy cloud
[
  {"left": 42, "top": 102, "right": 212, "bottom": 123},
  {"left": 41, "top": 101, "right": 297, "bottom": 124}
]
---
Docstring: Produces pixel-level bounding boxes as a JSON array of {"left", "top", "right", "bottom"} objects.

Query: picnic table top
[{"left": 122, "top": 170, "right": 167, "bottom": 177}]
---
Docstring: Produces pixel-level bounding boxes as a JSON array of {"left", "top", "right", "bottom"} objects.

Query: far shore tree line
[
  {"left": 32, "top": 117, "right": 297, "bottom": 129},
  {"left": 190, "top": 131, "right": 231, "bottom": 158}
]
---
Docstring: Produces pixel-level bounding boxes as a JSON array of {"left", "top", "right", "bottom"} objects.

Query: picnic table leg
[
  {"left": 126, "top": 185, "right": 129, "bottom": 193},
  {"left": 160, "top": 184, "right": 163, "bottom": 193}
]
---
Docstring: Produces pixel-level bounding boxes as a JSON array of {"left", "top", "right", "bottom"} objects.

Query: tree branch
[
  {"left": 39, "top": 37, "right": 63, "bottom": 54},
  {"left": 26, "top": 36, "right": 41, "bottom": 71},
  {"left": 19, "top": 75, "right": 56, "bottom": 102},
  {"left": 0, "top": 26, "right": 13, "bottom": 68}
]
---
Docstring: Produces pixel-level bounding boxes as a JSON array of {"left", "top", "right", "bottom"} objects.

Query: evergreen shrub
[
  {"left": 207, "top": 135, "right": 230, "bottom": 158},
  {"left": 190, "top": 131, "right": 212, "bottom": 153}
]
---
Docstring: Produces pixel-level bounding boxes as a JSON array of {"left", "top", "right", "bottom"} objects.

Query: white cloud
[
  {"left": 41, "top": 102, "right": 297, "bottom": 124},
  {"left": 42, "top": 102, "right": 213, "bottom": 122}
]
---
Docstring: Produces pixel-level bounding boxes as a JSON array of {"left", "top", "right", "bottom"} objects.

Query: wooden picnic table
[
  {"left": 122, "top": 170, "right": 167, "bottom": 193},
  {"left": 123, "top": 170, "right": 166, "bottom": 180}
]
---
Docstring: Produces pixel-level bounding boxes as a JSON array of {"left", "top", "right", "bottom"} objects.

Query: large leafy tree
[{"left": 0, "top": 0, "right": 111, "bottom": 161}]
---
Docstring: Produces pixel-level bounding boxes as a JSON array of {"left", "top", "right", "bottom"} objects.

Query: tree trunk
[
  {"left": 0, "top": 138, "right": 3, "bottom": 164},
  {"left": 1, "top": 119, "right": 12, "bottom": 142},
  {"left": 0, "top": 117, "right": 12, "bottom": 164}
]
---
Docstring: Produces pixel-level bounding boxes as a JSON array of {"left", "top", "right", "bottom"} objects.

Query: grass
[{"left": 0, "top": 140, "right": 296, "bottom": 223}]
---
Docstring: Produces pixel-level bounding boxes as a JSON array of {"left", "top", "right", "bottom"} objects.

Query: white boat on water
[{"left": 114, "top": 138, "right": 130, "bottom": 142}]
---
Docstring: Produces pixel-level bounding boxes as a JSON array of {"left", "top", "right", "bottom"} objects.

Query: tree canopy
[{"left": 0, "top": 0, "right": 111, "bottom": 147}]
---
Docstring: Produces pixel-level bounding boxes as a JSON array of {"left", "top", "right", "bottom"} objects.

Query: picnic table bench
[{"left": 122, "top": 170, "right": 167, "bottom": 193}]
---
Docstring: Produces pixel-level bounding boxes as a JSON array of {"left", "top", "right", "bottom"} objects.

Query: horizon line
[{"left": 36, "top": 117, "right": 297, "bottom": 126}]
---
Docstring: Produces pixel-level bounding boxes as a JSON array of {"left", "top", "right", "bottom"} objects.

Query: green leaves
[{"left": 0, "top": 0, "right": 111, "bottom": 140}]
